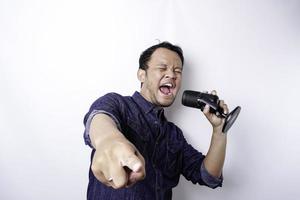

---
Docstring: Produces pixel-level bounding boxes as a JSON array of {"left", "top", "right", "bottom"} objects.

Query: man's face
[{"left": 138, "top": 48, "right": 183, "bottom": 107}]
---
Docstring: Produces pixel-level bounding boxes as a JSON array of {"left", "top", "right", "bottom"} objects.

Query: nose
[{"left": 165, "top": 68, "right": 176, "bottom": 79}]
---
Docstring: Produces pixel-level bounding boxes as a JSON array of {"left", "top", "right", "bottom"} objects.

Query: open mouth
[{"left": 159, "top": 83, "right": 174, "bottom": 96}]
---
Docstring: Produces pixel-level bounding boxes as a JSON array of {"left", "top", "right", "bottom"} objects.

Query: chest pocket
[{"left": 164, "top": 141, "right": 183, "bottom": 178}]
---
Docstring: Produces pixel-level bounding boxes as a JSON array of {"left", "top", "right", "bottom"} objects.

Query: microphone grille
[{"left": 182, "top": 90, "right": 201, "bottom": 108}]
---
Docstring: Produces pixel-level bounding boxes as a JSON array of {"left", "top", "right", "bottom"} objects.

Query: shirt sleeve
[
  {"left": 200, "top": 162, "right": 223, "bottom": 188},
  {"left": 83, "top": 93, "right": 125, "bottom": 148},
  {"left": 177, "top": 126, "right": 223, "bottom": 189}
]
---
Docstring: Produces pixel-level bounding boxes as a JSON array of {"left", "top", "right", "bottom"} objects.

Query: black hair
[{"left": 139, "top": 41, "right": 184, "bottom": 70}]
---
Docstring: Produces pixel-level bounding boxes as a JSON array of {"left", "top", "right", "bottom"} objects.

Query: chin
[
  {"left": 157, "top": 97, "right": 176, "bottom": 107},
  {"left": 161, "top": 102, "right": 173, "bottom": 107},
  {"left": 155, "top": 89, "right": 178, "bottom": 107}
]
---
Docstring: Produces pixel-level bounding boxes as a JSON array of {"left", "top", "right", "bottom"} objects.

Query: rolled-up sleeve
[
  {"left": 83, "top": 93, "right": 125, "bottom": 148},
  {"left": 200, "top": 162, "right": 223, "bottom": 188}
]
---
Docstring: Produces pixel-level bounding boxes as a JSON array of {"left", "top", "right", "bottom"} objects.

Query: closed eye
[
  {"left": 174, "top": 68, "right": 182, "bottom": 74},
  {"left": 158, "top": 64, "right": 167, "bottom": 70}
]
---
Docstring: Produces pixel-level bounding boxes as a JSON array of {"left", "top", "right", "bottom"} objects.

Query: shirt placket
[{"left": 151, "top": 111, "right": 164, "bottom": 200}]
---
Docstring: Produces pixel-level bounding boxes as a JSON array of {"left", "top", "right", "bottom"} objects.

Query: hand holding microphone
[{"left": 182, "top": 90, "right": 241, "bottom": 133}]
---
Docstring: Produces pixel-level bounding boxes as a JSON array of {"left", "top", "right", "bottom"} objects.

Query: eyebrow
[{"left": 157, "top": 62, "right": 182, "bottom": 68}]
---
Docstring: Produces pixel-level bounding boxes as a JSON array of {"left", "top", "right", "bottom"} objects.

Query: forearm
[
  {"left": 203, "top": 129, "right": 227, "bottom": 178},
  {"left": 90, "top": 113, "right": 127, "bottom": 149},
  {"left": 89, "top": 113, "right": 146, "bottom": 188}
]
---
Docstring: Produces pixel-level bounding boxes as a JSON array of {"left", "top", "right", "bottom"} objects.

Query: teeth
[{"left": 164, "top": 83, "right": 173, "bottom": 87}]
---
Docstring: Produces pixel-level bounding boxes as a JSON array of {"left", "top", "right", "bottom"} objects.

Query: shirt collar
[{"left": 132, "top": 91, "right": 165, "bottom": 119}]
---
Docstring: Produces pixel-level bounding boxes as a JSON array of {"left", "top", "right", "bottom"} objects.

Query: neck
[{"left": 139, "top": 89, "right": 163, "bottom": 109}]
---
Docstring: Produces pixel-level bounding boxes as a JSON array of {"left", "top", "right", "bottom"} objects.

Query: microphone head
[{"left": 182, "top": 90, "right": 203, "bottom": 109}]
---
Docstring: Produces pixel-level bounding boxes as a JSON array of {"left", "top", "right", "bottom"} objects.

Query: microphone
[{"left": 182, "top": 90, "right": 241, "bottom": 133}]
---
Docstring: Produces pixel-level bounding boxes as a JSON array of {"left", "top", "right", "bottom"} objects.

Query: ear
[{"left": 137, "top": 69, "right": 146, "bottom": 83}]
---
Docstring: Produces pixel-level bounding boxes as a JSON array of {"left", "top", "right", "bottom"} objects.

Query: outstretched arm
[{"left": 89, "top": 113, "right": 146, "bottom": 189}]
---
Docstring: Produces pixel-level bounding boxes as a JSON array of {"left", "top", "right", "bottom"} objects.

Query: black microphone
[{"left": 182, "top": 90, "right": 241, "bottom": 133}]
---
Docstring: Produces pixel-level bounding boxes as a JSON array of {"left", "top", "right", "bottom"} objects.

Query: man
[{"left": 83, "top": 42, "right": 229, "bottom": 200}]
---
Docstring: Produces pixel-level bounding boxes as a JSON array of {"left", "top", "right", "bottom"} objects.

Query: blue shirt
[{"left": 83, "top": 91, "right": 223, "bottom": 200}]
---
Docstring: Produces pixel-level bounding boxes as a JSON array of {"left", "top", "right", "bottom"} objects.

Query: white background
[{"left": 1, "top": 0, "right": 300, "bottom": 199}]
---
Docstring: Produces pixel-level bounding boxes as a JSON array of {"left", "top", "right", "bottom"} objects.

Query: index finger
[
  {"left": 219, "top": 100, "right": 229, "bottom": 114},
  {"left": 121, "top": 152, "right": 143, "bottom": 172}
]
